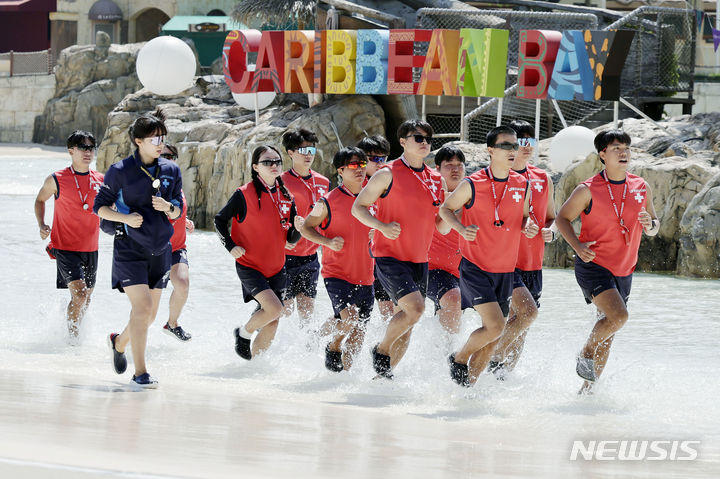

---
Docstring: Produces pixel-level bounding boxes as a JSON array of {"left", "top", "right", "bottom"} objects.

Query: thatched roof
[{"left": 231, "top": 0, "right": 318, "bottom": 28}]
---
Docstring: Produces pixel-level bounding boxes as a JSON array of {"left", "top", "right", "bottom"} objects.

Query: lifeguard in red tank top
[
  {"left": 428, "top": 228, "right": 461, "bottom": 277},
  {"left": 371, "top": 158, "right": 444, "bottom": 263},
  {"left": 515, "top": 165, "right": 550, "bottom": 271},
  {"left": 579, "top": 172, "right": 647, "bottom": 277},
  {"left": 281, "top": 169, "right": 330, "bottom": 257},
  {"left": 461, "top": 168, "right": 528, "bottom": 273},
  {"left": 319, "top": 187, "right": 374, "bottom": 285},
  {"left": 170, "top": 190, "right": 188, "bottom": 252},
  {"left": 230, "top": 183, "right": 293, "bottom": 278},
  {"left": 51, "top": 167, "right": 104, "bottom": 252}
]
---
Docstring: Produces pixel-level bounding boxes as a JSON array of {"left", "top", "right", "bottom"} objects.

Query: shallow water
[{"left": 1, "top": 154, "right": 718, "bottom": 476}]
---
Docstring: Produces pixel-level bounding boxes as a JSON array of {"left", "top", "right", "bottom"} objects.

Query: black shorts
[
  {"left": 172, "top": 248, "right": 189, "bottom": 266},
  {"left": 374, "top": 256, "right": 428, "bottom": 304},
  {"left": 373, "top": 265, "right": 391, "bottom": 302},
  {"left": 54, "top": 249, "right": 98, "bottom": 289},
  {"left": 284, "top": 253, "right": 320, "bottom": 299},
  {"left": 459, "top": 258, "right": 514, "bottom": 317},
  {"left": 427, "top": 269, "right": 460, "bottom": 313},
  {"left": 236, "top": 263, "right": 287, "bottom": 304},
  {"left": 111, "top": 236, "right": 171, "bottom": 292},
  {"left": 324, "top": 277, "right": 374, "bottom": 322},
  {"left": 513, "top": 269, "right": 543, "bottom": 308},
  {"left": 574, "top": 258, "right": 632, "bottom": 305}
]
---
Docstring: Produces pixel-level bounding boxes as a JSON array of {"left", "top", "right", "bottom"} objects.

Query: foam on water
[{"left": 1, "top": 155, "right": 719, "bottom": 461}]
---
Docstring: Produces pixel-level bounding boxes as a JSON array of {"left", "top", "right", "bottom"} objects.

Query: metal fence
[
  {"left": 414, "top": 6, "right": 696, "bottom": 144},
  {"left": 0, "top": 49, "right": 54, "bottom": 76}
]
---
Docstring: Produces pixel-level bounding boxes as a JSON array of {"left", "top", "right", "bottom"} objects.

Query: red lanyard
[
  {"left": 602, "top": 171, "right": 630, "bottom": 244},
  {"left": 258, "top": 176, "right": 291, "bottom": 230},
  {"left": 339, "top": 184, "right": 357, "bottom": 197},
  {"left": 487, "top": 167, "right": 509, "bottom": 227},
  {"left": 291, "top": 168, "right": 319, "bottom": 203},
  {"left": 400, "top": 156, "right": 441, "bottom": 206},
  {"left": 69, "top": 167, "right": 91, "bottom": 211}
]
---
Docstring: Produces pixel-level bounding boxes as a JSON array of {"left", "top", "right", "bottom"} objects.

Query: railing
[{"left": 0, "top": 49, "right": 55, "bottom": 76}]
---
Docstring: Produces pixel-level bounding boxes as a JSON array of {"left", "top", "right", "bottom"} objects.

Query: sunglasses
[
  {"left": 344, "top": 160, "right": 368, "bottom": 169},
  {"left": 297, "top": 146, "right": 317, "bottom": 156},
  {"left": 368, "top": 155, "right": 387, "bottom": 163},
  {"left": 518, "top": 137, "right": 538, "bottom": 147},
  {"left": 258, "top": 158, "right": 283, "bottom": 167},
  {"left": 149, "top": 135, "right": 166, "bottom": 146},
  {"left": 493, "top": 142, "right": 520, "bottom": 151},
  {"left": 159, "top": 154, "right": 176, "bottom": 160},
  {"left": 75, "top": 144, "right": 96, "bottom": 151},
  {"left": 405, "top": 134, "right": 433, "bottom": 144}
]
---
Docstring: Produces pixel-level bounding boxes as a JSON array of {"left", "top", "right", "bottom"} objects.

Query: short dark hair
[
  {"left": 397, "top": 119, "right": 434, "bottom": 140},
  {"left": 128, "top": 108, "right": 167, "bottom": 143},
  {"left": 508, "top": 120, "right": 535, "bottom": 138},
  {"left": 66, "top": 130, "right": 96, "bottom": 149},
  {"left": 163, "top": 144, "right": 178, "bottom": 159},
  {"left": 594, "top": 129, "right": 631, "bottom": 153},
  {"left": 434, "top": 145, "right": 466, "bottom": 167},
  {"left": 486, "top": 126, "right": 517, "bottom": 147},
  {"left": 282, "top": 128, "right": 318, "bottom": 151},
  {"left": 356, "top": 135, "right": 390, "bottom": 155},
  {"left": 333, "top": 147, "right": 367, "bottom": 169}
]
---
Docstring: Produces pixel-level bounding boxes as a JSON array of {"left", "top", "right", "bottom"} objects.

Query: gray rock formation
[
  {"left": 97, "top": 77, "right": 385, "bottom": 229},
  {"left": 33, "top": 35, "right": 143, "bottom": 145},
  {"left": 678, "top": 172, "right": 720, "bottom": 277}
]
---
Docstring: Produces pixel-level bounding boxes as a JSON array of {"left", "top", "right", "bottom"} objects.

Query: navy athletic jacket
[{"left": 93, "top": 150, "right": 183, "bottom": 255}]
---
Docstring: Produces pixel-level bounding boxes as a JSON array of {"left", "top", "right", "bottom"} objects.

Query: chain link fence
[
  {"left": 0, "top": 49, "right": 54, "bottom": 76},
  {"left": 414, "top": 6, "right": 695, "bottom": 144}
]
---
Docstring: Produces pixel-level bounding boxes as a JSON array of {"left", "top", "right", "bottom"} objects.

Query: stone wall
[{"left": 0, "top": 75, "right": 56, "bottom": 143}]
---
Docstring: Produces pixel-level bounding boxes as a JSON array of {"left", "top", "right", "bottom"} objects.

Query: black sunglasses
[
  {"left": 258, "top": 159, "right": 283, "bottom": 167},
  {"left": 76, "top": 144, "right": 96, "bottom": 151},
  {"left": 406, "top": 134, "right": 432, "bottom": 144},
  {"left": 492, "top": 142, "right": 520, "bottom": 151}
]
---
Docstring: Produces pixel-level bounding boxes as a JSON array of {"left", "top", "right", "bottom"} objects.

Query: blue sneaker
[
  {"left": 576, "top": 356, "right": 597, "bottom": 382},
  {"left": 163, "top": 322, "right": 192, "bottom": 342},
  {"left": 131, "top": 373, "right": 158, "bottom": 389},
  {"left": 107, "top": 333, "right": 127, "bottom": 374}
]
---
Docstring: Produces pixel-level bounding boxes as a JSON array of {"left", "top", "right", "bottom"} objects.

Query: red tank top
[
  {"left": 170, "top": 190, "right": 188, "bottom": 252},
  {"left": 515, "top": 165, "right": 551, "bottom": 271},
  {"left": 371, "top": 158, "right": 444, "bottom": 263},
  {"left": 51, "top": 167, "right": 104, "bottom": 252},
  {"left": 579, "top": 172, "right": 647, "bottom": 277},
  {"left": 428, "top": 228, "right": 461, "bottom": 277},
  {"left": 281, "top": 169, "right": 330, "bottom": 257},
  {"left": 319, "top": 187, "right": 374, "bottom": 285},
  {"left": 230, "top": 182, "right": 294, "bottom": 278},
  {"left": 460, "top": 168, "right": 528, "bottom": 273}
]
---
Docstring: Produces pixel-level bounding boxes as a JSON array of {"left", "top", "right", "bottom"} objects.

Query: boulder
[{"left": 677, "top": 172, "right": 720, "bottom": 277}]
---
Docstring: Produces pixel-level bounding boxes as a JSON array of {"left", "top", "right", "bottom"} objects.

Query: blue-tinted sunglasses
[
  {"left": 518, "top": 137, "right": 538, "bottom": 148},
  {"left": 297, "top": 146, "right": 317, "bottom": 156}
]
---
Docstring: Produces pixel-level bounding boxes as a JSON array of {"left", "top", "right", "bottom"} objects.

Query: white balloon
[
  {"left": 549, "top": 126, "right": 597, "bottom": 172},
  {"left": 136, "top": 36, "right": 196, "bottom": 96},
  {"left": 231, "top": 64, "right": 276, "bottom": 110},
  {"left": 232, "top": 91, "right": 276, "bottom": 110}
]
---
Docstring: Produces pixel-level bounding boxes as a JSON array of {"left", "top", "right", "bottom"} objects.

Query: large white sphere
[
  {"left": 136, "top": 36, "right": 196, "bottom": 96},
  {"left": 549, "top": 126, "right": 597, "bottom": 172}
]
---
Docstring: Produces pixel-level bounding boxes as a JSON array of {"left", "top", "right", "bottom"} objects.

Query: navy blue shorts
[
  {"left": 427, "top": 269, "right": 460, "bottom": 313},
  {"left": 172, "top": 248, "right": 189, "bottom": 266},
  {"left": 459, "top": 258, "right": 514, "bottom": 317},
  {"left": 111, "top": 236, "right": 171, "bottom": 292},
  {"left": 374, "top": 257, "right": 428, "bottom": 304},
  {"left": 284, "top": 253, "right": 320, "bottom": 299},
  {"left": 373, "top": 265, "right": 391, "bottom": 302},
  {"left": 574, "top": 258, "right": 632, "bottom": 305},
  {"left": 236, "top": 263, "right": 287, "bottom": 304},
  {"left": 324, "top": 277, "right": 374, "bottom": 322},
  {"left": 54, "top": 249, "right": 98, "bottom": 289},
  {"left": 513, "top": 269, "right": 543, "bottom": 308}
]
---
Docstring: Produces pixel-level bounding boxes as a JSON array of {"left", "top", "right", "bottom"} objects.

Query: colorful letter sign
[
  {"left": 284, "top": 30, "right": 314, "bottom": 93},
  {"left": 326, "top": 30, "right": 357, "bottom": 94},
  {"left": 355, "top": 29, "right": 389, "bottom": 95},
  {"left": 517, "top": 30, "right": 562, "bottom": 99},
  {"left": 417, "top": 29, "right": 460, "bottom": 96}
]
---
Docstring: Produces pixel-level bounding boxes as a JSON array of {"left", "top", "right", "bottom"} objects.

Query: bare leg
[
  {"left": 328, "top": 308, "right": 355, "bottom": 351},
  {"left": 501, "top": 330, "right": 528, "bottom": 372},
  {"left": 115, "top": 285, "right": 163, "bottom": 376},
  {"left": 343, "top": 322, "right": 367, "bottom": 370},
  {"left": 167, "top": 262, "right": 189, "bottom": 328},
  {"left": 437, "top": 287, "right": 461, "bottom": 335},
  {"left": 66, "top": 280, "right": 92, "bottom": 337},
  {"left": 467, "top": 338, "right": 501, "bottom": 385},
  {"left": 493, "top": 286, "right": 537, "bottom": 364},
  {"left": 376, "top": 291, "right": 424, "bottom": 361},
  {"left": 453, "top": 302, "right": 506, "bottom": 365},
  {"left": 295, "top": 294, "right": 315, "bottom": 325},
  {"left": 377, "top": 300, "right": 394, "bottom": 322},
  {"left": 581, "top": 289, "right": 628, "bottom": 365},
  {"left": 246, "top": 289, "right": 284, "bottom": 355},
  {"left": 389, "top": 329, "right": 412, "bottom": 369}
]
